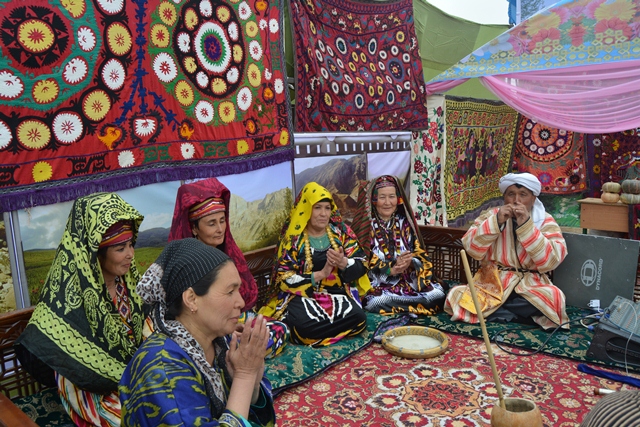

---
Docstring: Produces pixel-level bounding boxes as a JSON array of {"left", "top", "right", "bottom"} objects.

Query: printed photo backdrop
[
  {"left": 18, "top": 162, "right": 293, "bottom": 306},
  {"left": 0, "top": 220, "right": 14, "bottom": 313},
  {"left": 0, "top": 0, "right": 293, "bottom": 212},
  {"left": 294, "top": 154, "right": 366, "bottom": 224}
]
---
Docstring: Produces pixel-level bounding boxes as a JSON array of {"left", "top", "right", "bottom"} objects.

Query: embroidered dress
[
  {"left": 169, "top": 177, "right": 289, "bottom": 358},
  {"left": 352, "top": 176, "right": 445, "bottom": 316},
  {"left": 445, "top": 207, "right": 569, "bottom": 330},
  {"left": 15, "top": 193, "right": 148, "bottom": 427},
  {"left": 119, "top": 332, "right": 275, "bottom": 427},
  {"left": 259, "top": 182, "right": 370, "bottom": 347}
]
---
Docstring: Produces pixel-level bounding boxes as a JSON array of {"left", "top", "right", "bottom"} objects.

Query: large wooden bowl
[{"left": 381, "top": 326, "right": 449, "bottom": 359}]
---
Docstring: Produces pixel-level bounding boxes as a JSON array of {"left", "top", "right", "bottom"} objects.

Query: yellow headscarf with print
[{"left": 278, "top": 182, "right": 370, "bottom": 296}]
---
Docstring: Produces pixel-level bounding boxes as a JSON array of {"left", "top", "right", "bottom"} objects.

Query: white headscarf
[{"left": 498, "top": 173, "right": 546, "bottom": 229}]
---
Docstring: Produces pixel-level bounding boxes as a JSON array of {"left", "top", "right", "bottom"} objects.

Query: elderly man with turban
[{"left": 445, "top": 172, "right": 569, "bottom": 329}]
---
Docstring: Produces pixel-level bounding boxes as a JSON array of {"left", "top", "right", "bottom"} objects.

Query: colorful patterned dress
[
  {"left": 15, "top": 193, "right": 148, "bottom": 427},
  {"left": 352, "top": 175, "right": 446, "bottom": 316},
  {"left": 445, "top": 207, "right": 569, "bottom": 329},
  {"left": 119, "top": 332, "right": 275, "bottom": 427},
  {"left": 259, "top": 182, "right": 371, "bottom": 347}
]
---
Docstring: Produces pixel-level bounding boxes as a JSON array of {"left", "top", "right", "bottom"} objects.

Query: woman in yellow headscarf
[{"left": 259, "top": 182, "right": 370, "bottom": 347}]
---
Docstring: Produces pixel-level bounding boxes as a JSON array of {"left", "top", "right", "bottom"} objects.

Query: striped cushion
[{"left": 580, "top": 391, "right": 640, "bottom": 427}]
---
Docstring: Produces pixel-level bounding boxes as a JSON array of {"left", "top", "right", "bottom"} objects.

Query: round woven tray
[{"left": 381, "top": 326, "right": 449, "bottom": 359}]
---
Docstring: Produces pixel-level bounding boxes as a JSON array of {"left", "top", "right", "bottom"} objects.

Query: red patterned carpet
[{"left": 274, "top": 334, "right": 638, "bottom": 426}]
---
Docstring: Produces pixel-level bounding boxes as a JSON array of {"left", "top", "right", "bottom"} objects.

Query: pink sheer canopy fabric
[
  {"left": 425, "top": 79, "right": 467, "bottom": 96},
  {"left": 479, "top": 60, "right": 640, "bottom": 133}
]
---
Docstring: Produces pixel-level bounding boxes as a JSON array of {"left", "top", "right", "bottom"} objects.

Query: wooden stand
[{"left": 578, "top": 198, "right": 629, "bottom": 234}]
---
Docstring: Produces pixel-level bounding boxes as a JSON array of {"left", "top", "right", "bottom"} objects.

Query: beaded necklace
[
  {"left": 372, "top": 212, "right": 402, "bottom": 262},
  {"left": 303, "top": 226, "right": 340, "bottom": 273}
]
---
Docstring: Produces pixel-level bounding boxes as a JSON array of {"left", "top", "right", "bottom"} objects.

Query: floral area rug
[
  {"left": 275, "top": 333, "right": 638, "bottom": 426},
  {"left": 412, "top": 306, "right": 640, "bottom": 374},
  {"left": 266, "top": 312, "right": 392, "bottom": 394}
]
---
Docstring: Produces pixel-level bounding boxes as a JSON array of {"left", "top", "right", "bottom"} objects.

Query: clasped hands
[
  {"left": 227, "top": 314, "right": 269, "bottom": 403},
  {"left": 325, "top": 247, "right": 348, "bottom": 270},
  {"left": 391, "top": 251, "right": 412, "bottom": 276},
  {"left": 497, "top": 202, "right": 530, "bottom": 227}
]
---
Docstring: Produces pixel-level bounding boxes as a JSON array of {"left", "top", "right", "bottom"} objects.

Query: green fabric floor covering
[
  {"left": 266, "top": 312, "right": 392, "bottom": 395},
  {"left": 413, "top": 306, "right": 640, "bottom": 373}
]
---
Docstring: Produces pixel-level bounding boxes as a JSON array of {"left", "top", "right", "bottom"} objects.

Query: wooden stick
[{"left": 461, "top": 250, "right": 506, "bottom": 409}]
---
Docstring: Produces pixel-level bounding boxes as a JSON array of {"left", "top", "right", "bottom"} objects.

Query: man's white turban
[
  {"left": 498, "top": 172, "right": 546, "bottom": 228},
  {"left": 499, "top": 173, "right": 541, "bottom": 196}
]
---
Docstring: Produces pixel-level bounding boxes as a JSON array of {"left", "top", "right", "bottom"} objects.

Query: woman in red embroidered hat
[
  {"left": 16, "top": 192, "right": 151, "bottom": 427},
  {"left": 169, "top": 177, "right": 289, "bottom": 358},
  {"left": 352, "top": 175, "right": 446, "bottom": 316}
]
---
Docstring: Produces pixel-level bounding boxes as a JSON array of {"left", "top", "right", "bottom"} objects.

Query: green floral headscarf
[{"left": 16, "top": 192, "right": 145, "bottom": 393}]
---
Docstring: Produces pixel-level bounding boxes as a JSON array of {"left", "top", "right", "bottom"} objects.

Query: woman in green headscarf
[
  {"left": 259, "top": 182, "right": 370, "bottom": 347},
  {"left": 16, "top": 192, "right": 150, "bottom": 427}
]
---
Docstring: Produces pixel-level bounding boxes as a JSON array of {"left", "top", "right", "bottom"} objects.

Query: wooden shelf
[{"left": 578, "top": 197, "right": 629, "bottom": 234}]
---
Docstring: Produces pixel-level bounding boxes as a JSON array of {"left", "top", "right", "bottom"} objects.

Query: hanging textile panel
[
  {"left": 585, "top": 134, "right": 604, "bottom": 198},
  {"left": 290, "top": 0, "right": 429, "bottom": 132},
  {"left": 444, "top": 97, "right": 519, "bottom": 226},
  {"left": 410, "top": 95, "right": 446, "bottom": 227},
  {"left": 0, "top": 0, "right": 292, "bottom": 212},
  {"left": 586, "top": 130, "right": 640, "bottom": 198},
  {"left": 513, "top": 117, "right": 587, "bottom": 194},
  {"left": 435, "top": 0, "right": 640, "bottom": 81}
]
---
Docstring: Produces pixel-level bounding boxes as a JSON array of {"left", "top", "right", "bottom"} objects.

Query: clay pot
[{"left": 491, "top": 398, "right": 543, "bottom": 427}]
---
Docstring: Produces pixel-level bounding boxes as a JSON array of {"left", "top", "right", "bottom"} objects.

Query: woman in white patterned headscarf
[{"left": 445, "top": 173, "right": 570, "bottom": 329}]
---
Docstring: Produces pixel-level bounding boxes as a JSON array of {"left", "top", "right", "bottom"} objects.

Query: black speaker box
[{"left": 587, "top": 322, "right": 640, "bottom": 368}]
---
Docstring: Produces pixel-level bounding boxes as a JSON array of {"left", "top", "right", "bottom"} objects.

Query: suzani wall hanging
[
  {"left": 0, "top": 0, "right": 292, "bottom": 212},
  {"left": 290, "top": 0, "right": 430, "bottom": 132},
  {"left": 513, "top": 118, "right": 587, "bottom": 195}
]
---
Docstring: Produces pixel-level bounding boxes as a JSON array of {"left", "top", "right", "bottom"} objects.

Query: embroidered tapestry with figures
[
  {"left": 513, "top": 117, "right": 587, "bottom": 195},
  {"left": 0, "top": 0, "right": 292, "bottom": 211},
  {"left": 290, "top": 0, "right": 430, "bottom": 132},
  {"left": 444, "top": 97, "right": 519, "bottom": 226}
]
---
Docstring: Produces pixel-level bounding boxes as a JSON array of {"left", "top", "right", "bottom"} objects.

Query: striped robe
[{"left": 445, "top": 207, "right": 569, "bottom": 329}]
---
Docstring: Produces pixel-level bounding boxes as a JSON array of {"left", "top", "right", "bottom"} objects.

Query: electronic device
[
  {"left": 587, "top": 296, "right": 640, "bottom": 368},
  {"left": 553, "top": 233, "right": 639, "bottom": 308}
]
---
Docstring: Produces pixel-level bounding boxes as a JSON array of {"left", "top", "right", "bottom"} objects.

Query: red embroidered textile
[
  {"left": 290, "top": 0, "right": 429, "bottom": 131},
  {"left": 0, "top": 0, "right": 292, "bottom": 211},
  {"left": 513, "top": 117, "right": 587, "bottom": 194}
]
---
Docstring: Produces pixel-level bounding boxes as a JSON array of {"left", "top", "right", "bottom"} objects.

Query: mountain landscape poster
[{"left": 17, "top": 162, "right": 294, "bottom": 305}]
